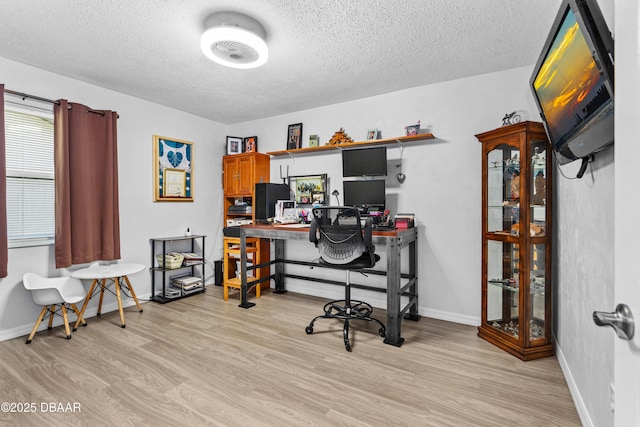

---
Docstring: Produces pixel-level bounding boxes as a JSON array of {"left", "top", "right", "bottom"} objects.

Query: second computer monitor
[{"left": 343, "top": 179, "right": 385, "bottom": 213}]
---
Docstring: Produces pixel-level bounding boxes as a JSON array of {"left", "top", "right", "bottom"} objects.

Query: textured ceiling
[{"left": 0, "top": 0, "right": 561, "bottom": 124}]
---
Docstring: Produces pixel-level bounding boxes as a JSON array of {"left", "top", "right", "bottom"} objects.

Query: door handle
[{"left": 593, "top": 304, "right": 635, "bottom": 340}]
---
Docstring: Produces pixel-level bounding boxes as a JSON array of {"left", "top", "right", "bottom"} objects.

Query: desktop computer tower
[{"left": 254, "top": 183, "right": 291, "bottom": 221}]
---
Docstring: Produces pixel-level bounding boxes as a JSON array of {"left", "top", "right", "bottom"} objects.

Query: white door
[{"left": 613, "top": 2, "right": 640, "bottom": 425}]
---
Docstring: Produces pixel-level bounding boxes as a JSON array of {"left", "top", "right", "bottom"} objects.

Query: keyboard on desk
[{"left": 372, "top": 224, "right": 396, "bottom": 231}]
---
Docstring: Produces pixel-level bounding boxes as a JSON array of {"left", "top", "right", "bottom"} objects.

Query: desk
[
  {"left": 237, "top": 224, "right": 420, "bottom": 347},
  {"left": 72, "top": 263, "right": 145, "bottom": 329}
]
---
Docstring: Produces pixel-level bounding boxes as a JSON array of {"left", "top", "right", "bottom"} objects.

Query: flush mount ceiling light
[{"left": 200, "top": 11, "right": 268, "bottom": 69}]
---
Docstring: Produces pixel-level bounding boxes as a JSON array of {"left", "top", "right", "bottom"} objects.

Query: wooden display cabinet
[{"left": 476, "top": 122, "right": 554, "bottom": 360}]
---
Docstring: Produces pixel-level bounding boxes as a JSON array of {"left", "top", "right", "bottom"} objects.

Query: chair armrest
[
  {"left": 363, "top": 217, "right": 373, "bottom": 251},
  {"left": 309, "top": 219, "right": 318, "bottom": 246}
]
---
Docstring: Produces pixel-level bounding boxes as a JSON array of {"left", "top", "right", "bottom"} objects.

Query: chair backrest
[
  {"left": 309, "top": 206, "right": 374, "bottom": 265},
  {"left": 23, "top": 273, "right": 86, "bottom": 305},
  {"left": 23, "top": 273, "right": 65, "bottom": 306}
]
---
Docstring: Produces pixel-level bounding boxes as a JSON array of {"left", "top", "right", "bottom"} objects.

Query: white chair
[{"left": 22, "top": 273, "right": 87, "bottom": 344}]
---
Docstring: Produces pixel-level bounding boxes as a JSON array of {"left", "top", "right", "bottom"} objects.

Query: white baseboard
[
  {"left": 555, "top": 338, "right": 593, "bottom": 427},
  {"left": 421, "top": 307, "right": 480, "bottom": 326},
  {"left": 280, "top": 283, "right": 481, "bottom": 326},
  {"left": 0, "top": 298, "right": 147, "bottom": 342}
]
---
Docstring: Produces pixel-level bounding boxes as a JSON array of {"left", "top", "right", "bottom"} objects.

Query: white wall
[
  {"left": 551, "top": 1, "right": 616, "bottom": 426},
  {"left": 0, "top": 57, "right": 227, "bottom": 341},
  {"left": 229, "top": 66, "right": 540, "bottom": 325}
]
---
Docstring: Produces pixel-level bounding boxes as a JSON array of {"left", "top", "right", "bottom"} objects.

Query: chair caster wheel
[
  {"left": 379, "top": 328, "right": 386, "bottom": 338},
  {"left": 26, "top": 340, "right": 32, "bottom": 344},
  {"left": 121, "top": 325, "right": 126, "bottom": 329},
  {"left": 66, "top": 335, "right": 72, "bottom": 340},
  {"left": 345, "top": 343, "right": 351, "bottom": 352},
  {"left": 305, "top": 326, "right": 313, "bottom": 334}
]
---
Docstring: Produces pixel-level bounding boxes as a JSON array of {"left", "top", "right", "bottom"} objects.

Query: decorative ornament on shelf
[
  {"left": 327, "top": 128, "right": 353, "bottom": 145},
  {"left": 501, "top": 111, "right": 523, "bottom": 126},
  {"left": 405, "top": 120, "right": 421, "bottom": 136}
]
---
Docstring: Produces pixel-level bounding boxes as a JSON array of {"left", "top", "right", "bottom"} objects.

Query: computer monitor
[
  {"left": 342, "top": 146, "right": 387, "bottom": 177},
  {"left": 343, "top": 180, "right": 385, "bottom": 213}
]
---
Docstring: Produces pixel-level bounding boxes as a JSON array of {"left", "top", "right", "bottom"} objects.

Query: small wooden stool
[{"left": 223, "top": 237, "right": 262, "bottom": 301}]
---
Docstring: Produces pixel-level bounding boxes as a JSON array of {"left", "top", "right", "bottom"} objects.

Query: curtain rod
[
  {"left": 4, "top": 88, "right": 59, "bottom": 105},
  {"left": 4, "top": 88, "right": 119, "bottom": 118}
]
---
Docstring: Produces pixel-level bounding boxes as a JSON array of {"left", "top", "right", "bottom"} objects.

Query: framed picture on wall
[
  {"left": 244, "top": 136, "right": 257, "bottom": 153},
  {"left": 287, "top": 123, "right": 303, "bottom": 150},
  {"left": 288, "top": 174, "right": 327, "bottom": 205},
  {"left": 153, "top": 135, "right": 194, "bottom": 202},
  {"left": 226, "top": 136, "right": 243, "bottom": 155}
]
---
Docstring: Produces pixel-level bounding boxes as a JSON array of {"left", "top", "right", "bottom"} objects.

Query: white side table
[{"left": 72, "top": 263, "right": 145, "bottom": 329}]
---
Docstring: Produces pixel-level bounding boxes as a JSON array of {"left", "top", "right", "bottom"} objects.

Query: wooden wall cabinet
[
  {"left": 476, "top": 122, "right": 554, "bottom": 360},
  {"left": 222, "top": 152, "right": 270, "bottom": 223}
]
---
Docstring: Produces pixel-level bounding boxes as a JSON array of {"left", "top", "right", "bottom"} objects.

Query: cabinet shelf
[{"left": 266, "top": 133, "right": 435, "bottom": 157}]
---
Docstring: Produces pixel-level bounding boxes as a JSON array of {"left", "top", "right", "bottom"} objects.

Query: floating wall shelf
[{"left": 266, "top": 133, "right": 435, "bottom": 157}]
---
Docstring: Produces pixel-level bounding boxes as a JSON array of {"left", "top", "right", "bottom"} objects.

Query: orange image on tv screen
[{"left": 533, "top": 8, "right": 607, "bottom": 144}]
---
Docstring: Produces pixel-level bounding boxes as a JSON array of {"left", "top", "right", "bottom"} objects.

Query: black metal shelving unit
[{"left": 150, "top": 235, "right": 206, "bottom": 303}]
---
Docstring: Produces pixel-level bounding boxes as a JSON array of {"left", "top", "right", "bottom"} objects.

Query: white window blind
[{"left": 4, "top": 105, "right": 55, "bottom": 247}]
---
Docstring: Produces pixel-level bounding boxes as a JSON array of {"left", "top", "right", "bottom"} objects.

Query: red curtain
[
  {"left": 0, "top": 85, "right": 7, "bottom": 277},
  {"left": 54, "top": 100, "right": 120, "bottom": 268}
]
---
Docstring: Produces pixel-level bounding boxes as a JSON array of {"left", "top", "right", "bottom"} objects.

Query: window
[{"left": 4, "top": 102, "right": 55, "bottom": 247}]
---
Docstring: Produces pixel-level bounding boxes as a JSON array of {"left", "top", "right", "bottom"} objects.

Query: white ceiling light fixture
[{"left": 200, "top": 11, "right": 268, "bottom": 69}]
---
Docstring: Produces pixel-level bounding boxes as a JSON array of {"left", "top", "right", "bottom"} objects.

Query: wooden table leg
[
  {"left": 114, "top": 277, "right": 126, "bottom": 328},
  {"left": 97, "top": 278, "right": 107, "bottom": 315},
  {"left": 122, "top": 275, "right": 143, "bottom": 312},
  {"left": 70, "top": 303, "right": 87, "bottom": 327},
  {"left": 74, "top": 279, "right": 98, "bottom": 331}
]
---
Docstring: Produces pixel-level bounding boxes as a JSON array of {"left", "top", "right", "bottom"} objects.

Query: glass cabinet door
[
  {"left": 487, "top": 144, "right": 520, "bottom": 234},
  {"left": 529, "top": 243, "right": 546, "bottom": 340},
  {"left": 486, "top": 240, "right": 520, "bottom": 338},
  {"left": 530, "top": 139, "right": 548, "bottom": 236}
]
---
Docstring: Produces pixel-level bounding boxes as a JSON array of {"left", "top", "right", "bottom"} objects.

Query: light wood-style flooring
[{"left": 0, "top": 287, "right": 581, "bottom": 426}]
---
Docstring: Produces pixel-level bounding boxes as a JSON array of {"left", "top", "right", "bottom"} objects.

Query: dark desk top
[{"left": 241, "top": 223, "right": 412, "bottom": 238}]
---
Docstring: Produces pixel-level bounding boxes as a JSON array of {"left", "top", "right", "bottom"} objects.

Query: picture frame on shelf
[
  {"left": 287, "top": 123, "right": 303, "bottom": 150},
  {"left": 311, "top": 191, "right": 325, "bottom": 205},
  {"left": 309, "top": 134, "right": 319, "bottom": 147},
  {"left": 288, "top": 174, "right": 327, "bottom": 204},
  {"left": 226, "top": 136, "right": 243, "bottom": 155},
  {"left": 244, "top": 136, "right": 257, "bottom": 153},
  {"left": 153, "top": 135, "right": 194, "bottom": 202},
  {"left": 367, "top": 129, "right": 380, "bottom": 140},
  {"left": 405, "top": 120, "right": 421, "bottom": 136}
]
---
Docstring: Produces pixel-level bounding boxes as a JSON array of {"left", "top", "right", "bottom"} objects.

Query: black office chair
[{"left": 306, "top": 206, "right": 386, "bottom": 351}]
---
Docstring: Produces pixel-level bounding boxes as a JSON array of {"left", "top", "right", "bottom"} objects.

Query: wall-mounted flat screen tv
[
  {"left": 342, "top": 146, "right": 387, "bottom": 177},
  {"left": 530, "top": 0, "right": 614, "bottom": 166}
]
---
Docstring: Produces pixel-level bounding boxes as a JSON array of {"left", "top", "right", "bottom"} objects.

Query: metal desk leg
[
  {"left": 384, "top": 236, "right": 404, "bottom": 347},
  {"left": 405, "top": 238, "right": 421, "bottom": 321},
  {"left": 273, "top": 239, "right": 286, "bottom": 294},
  {"left": 239, "top": 228, "right": 255, "bottom": 308}
]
